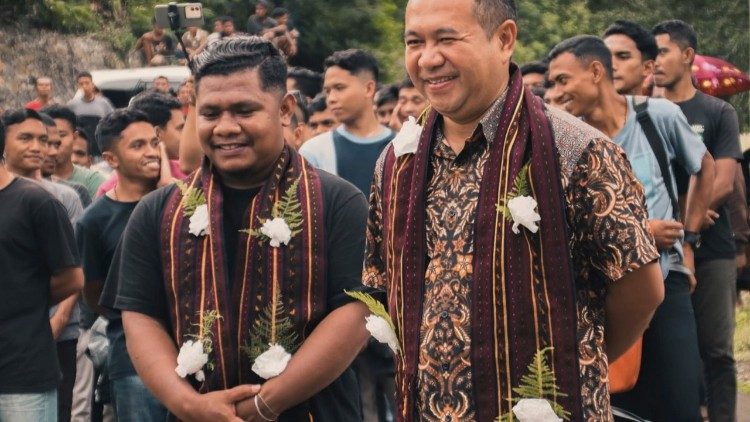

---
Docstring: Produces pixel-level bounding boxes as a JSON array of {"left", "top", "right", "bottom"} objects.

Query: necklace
[{"left": 113, "top": 183, "right": 119, "bottom": 201}]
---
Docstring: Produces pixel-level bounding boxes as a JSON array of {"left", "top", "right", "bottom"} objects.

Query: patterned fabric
[
  {"left": 364, "top": 97, "right": 659, "bottom": 420},
  {"left": 159, "top": 146, "right": 327, "bottom": 418}
]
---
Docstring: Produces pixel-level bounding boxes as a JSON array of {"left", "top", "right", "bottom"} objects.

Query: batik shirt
[{"left": 363, "top": 95, "right": 659, "bottom": 421}]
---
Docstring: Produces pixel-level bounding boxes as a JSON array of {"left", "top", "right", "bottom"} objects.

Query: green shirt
[{"left": 67, "top": 165, "right": 105, "bottom": 199}]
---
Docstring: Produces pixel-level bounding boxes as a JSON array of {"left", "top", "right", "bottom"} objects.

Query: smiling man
[
  {"left": 300, "top": 49, "right": 395, "bottom": 195},
  {"left": 103, "top": 36, "right": 374, "bottom": 421},
  {"left": 363, "top": 0, "right": 663, "bottom": 420}
]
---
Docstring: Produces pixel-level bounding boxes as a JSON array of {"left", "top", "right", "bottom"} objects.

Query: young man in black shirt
[
  {"left": 77, "top": 108, "right": 167, "bottom": 421},
  {"left": 105, "top": 36, "right": 373, "bottom": 421},
  {"left": 0, "top": 115, "right": 83, "bottom": 422},
  {"left": 654, "top": 19, "right": 742, "bottom": 421}
]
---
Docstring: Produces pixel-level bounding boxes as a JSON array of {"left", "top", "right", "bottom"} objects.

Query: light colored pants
[
  {"left": 0, "top": 390, "right": 57, "bottom": 422},
  {"left": 71, "top": 328, "right": 94, "bottom": 422}
]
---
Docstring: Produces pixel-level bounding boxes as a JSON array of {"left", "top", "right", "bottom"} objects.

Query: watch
[{"left": 684, "top": 231, "right": 701, "bottom": 249}]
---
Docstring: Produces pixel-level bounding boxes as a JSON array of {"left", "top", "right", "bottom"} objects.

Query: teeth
[
  {"left": 218, "top": 144, "right": 243, "bottom": 150},
  {"left": 427, "top": 76, "right": 454, "bottom": 84}
]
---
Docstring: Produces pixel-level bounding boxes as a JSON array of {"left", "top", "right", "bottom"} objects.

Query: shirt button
[
  {"left": 447, "top": 209, "right": 456, "bottom": 217},
  {"left": 440, "top": 311, "right": 449, "bottom": 319},
  {"left": 442, "top": 363, "right": 450, "bottom": 371}
]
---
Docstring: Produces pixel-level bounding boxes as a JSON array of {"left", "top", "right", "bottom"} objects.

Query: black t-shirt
[
  {"left": 675, "top": 91, "right": 742, "bottom": 260},
  {"left": 76, "top": 195, "right": 138, "bottom": 380},
  {"left": 0, "top": 177, "right": 80, "bottom": 393},
  {"left": 103, "top": 170, "right": 370, "bottom": 421},
  {"left": 221, "top": 185, "right": 262, "bottom": 287}
]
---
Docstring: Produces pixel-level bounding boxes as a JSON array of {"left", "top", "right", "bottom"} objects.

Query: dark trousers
[
  {"left": 693, "top": 259, "right": 737, "bottom": 422},
  {"left": 56, "top": 339, "right": 78, "bottom": 422},
  {"left": 611, "top": 271, "right": 702, "bottom": 421}
]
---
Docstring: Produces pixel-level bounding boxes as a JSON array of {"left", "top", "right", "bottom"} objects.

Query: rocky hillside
[{"left": 0, "top": 28, "right": 124, "bottom": 109}]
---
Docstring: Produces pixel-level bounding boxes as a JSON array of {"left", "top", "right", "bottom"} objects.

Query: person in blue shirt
[{"left": 548, "top": 34, "right": 715, "bottom": 420}]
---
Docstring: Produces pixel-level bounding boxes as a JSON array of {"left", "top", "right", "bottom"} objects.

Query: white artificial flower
[
  {"left": 189, "top": 204, "right": 209, "bottom": 237},
  {"left": 260, "top": 217, "right": 293, "bottom": 247},
  {"left": 507, "top": 195, "right": 541, "bottom": 234},
  {"left": 365, "top": 315, "right": 400, "bottom": 353},
  {"left": 175, "top": 339, "right": 209, "bottom": 381},
  {"left": 392, "top": 116, "right": 422, "bottom": 157},
  {"left": 252, "top": 343, "right": 292, "bottom": 379},
  {"left": 512, "top": 399, "right": 562, "bottom": 422}
]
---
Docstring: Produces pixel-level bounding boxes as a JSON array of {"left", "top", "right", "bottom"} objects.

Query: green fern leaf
[
  {"left": 244, "top": 290, "right": 300, "bottom": 361},
  {"left": 345, "top": 290, "right": 396, "bottom": 332},
  {"left": 501, "top": 347, "right": 570, "bottom": 421},
  {"left": 511, "top": 162, "right": 531, "bottom": 198},
  {"left": 175, "top": 180, "right": 207, "bottom": 218}
]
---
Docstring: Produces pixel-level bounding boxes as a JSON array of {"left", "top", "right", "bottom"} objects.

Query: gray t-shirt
[
  {"left": 613, "top": 97, "right": 706, "bottom": 277},
  {"left": 67, "top": 95, "right": 115, "bottom": 119},
  {"left": 39, "top": 178, "right": 83, "bottom": 341}
]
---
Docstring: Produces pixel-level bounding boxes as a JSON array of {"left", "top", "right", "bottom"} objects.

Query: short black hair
[
  {"left": 323, "top": 49, "right": 379, "bottom": 82},
  {"left": 193, "top": 36, "right": 287, "bottom": 94},
  {"left": 76, "top": 71, "right": 92, "bottom": 81},
  {"left": 37, "top": 112, "right": 55, "bottom": 128},
  {"left": 309, "top": 93, "right": 328, "bottom": 114},
  {"left": 218, "top": 15, "right": 234, "bottom": 24},
  {"left": 129, "top": 91, "right": 182, "bottom": 129},
  {"left": 271, "top": 7, "right": 288, "bottom": 19},
  {"left": 520, "top": 60, "right": 549, "bottom": 76},
  {"left": 603, "top": 20, "right": 658, "bottom": 61},
  {"left": 287, "top": 67, "right": 323, "bottom": 99},
  {"left": 42, "top": 105, "right": 78, "bottom": 131},
  {"left": 548, "top": 35, "right": 613, "bottom": 80},
  {"left": 95, "top": 109, "right": 150, "bottom": 153},
  {"left": 400, "top": 76, "right": 415, "bottom": 90},
  {"left": 652, "top": 19, "right": 698, "bottom": 51},
  {"left": 375, "top": 84, "right": 399, "bottom": 108},
  {"left": 75, "top": 126, "right": 90, "bottom": 142}
]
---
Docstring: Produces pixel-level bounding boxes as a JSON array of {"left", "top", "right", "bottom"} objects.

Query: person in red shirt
[{"left": 25, "top": 77, "right": 58, "bottom": 111}]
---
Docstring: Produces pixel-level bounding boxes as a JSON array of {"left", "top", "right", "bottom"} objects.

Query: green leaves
[
  {"left": 175, "top": 180, "right": 207, "bottom": 218},
  {"left": 243, "top": 290, "right": 300, "bottom": 361},
  {"left": 496, "top": 162, "right": 531, "bottom": 221},
  {"left": 186, "top": 310, "right": 222, "bottom": 371},
  {"left": 345, "top": 290, "right": 395, "bottom": 332},
  {"left": 240, "top": 176, "right": 303, "bottom": 244},
  {"left": 497, "top": 347, "right": 570, "bottom": 421}
]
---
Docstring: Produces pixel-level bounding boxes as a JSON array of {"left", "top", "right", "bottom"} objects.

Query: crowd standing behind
[{"left": 0, "top": 1, "right": 746, "bottom": 421}]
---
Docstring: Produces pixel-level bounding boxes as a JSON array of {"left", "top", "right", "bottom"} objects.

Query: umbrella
[{"left": 692, "top": 55, "right": 750, "bottom": 97}]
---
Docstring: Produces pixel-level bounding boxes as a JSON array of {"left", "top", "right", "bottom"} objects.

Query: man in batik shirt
[{"left": 363, "top": 0, "right": 664, "bottom": 420}]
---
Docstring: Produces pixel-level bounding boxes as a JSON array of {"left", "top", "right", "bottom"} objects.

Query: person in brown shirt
[{"left": 362, "top": 0, "right": 664, "bottom": 420}]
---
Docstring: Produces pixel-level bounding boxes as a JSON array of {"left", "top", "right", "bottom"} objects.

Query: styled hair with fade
[
  {"left": 95, "top": 108, "right": 150, "bottom": 153},
  {"left": 652, "top": 19, "right": 698, "bottom": 51},
  {"left": 287, "top": 67, "right": 323, "bottom": 99},
  {"left": 548, "top": 35, "right": 614, "bottom": 80},
  {"left": 474, "top": 0, "right": 517, "bottom": 37},
  {"left": 129, "top": 91, "right": 182, "bottom": 129},
  {"left": 193, "top": 36, "right": 287, "bottom": 94},
  {"left": 375, "top": 84, "right": 399, "bottom": 108},
  {"left": 603, "top": 20, "right": 658, "bottom": 61},
  {"left": 323, "top": 49, "right": 379, "bottom": 82},
  {"left": 42, "top": 105, "right": 78, "bottom": 131}
]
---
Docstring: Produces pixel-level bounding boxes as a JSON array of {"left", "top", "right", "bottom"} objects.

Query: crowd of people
[
  {"left": 0, "top": 0, "right": 747, "bottom": 421},
  {"left": 132, "top": 0, "right": 299, "bottom": 67}
]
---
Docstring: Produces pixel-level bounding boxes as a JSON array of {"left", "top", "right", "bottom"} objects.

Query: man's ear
[
  {"left": 590, "top": 60, "right": 608, "bottom": 85},
  {"left": 102, "top": 151, "right": 118, "bottom": 170},
  {"left": 364, "top": 79, "right": 377, "bottom": 100},
  {"left": 495, "top": 19, "right": 518, "bottom": 65},
  {"left": 279, "top": 92, "right": 296, "bottom": 127},
  {"left": 683, "top": 47, "right": 696, "bottom": 66},
  {"left": 154, "top": 125, "right": 164, "bottom": 141}
]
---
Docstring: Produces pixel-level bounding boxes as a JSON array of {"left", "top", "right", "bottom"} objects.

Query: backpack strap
[{"left": 632, "top": 96, "right": 680, "bottom": 220}]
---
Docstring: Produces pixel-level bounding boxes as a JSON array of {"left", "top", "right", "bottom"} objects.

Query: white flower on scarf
[
  {"left": 512, "top": 398, "right": 562, "bottom": 422},
  {"left": 392, "top": 116, "right": 422, "bottom": 157},
  {"left": 175, "top": 339, "right": 209, "bottom": 381},
  {"left": 507, "top": 195, "right": 541, "bottom": 234},
  {"left": 260, "top": 217, "right": 293, "bottom": 247},
  {"left": 365, "top": 315, "right": 400, "bottom": 353},
  {"left": 252, "top": 343, "right": 292, "bottom": 379},
  {"left": 188, "top": 204, "right": 209, "bottom": 237}
]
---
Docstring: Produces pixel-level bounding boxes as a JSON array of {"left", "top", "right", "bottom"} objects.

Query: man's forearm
[
  {"left": 709, "top": 158, "right": 737, "bottom": 210},
  {"left": 50, "top": 267, "right": 84, "bottom": 305},
  {"left": 122, "top": 311, "right": 202, "bottom": 418},
  {"left": 683, "top": 152, "right": 715, "bottom": 231},
  {"left": 50, "top": 294, "right": 79, "bottom": 325},
  {"left": 239, "top": 301, "right": 370, "bottom": 416},
  {"left": 605, "top": 261, "right": 664, "bottom": 360}
]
